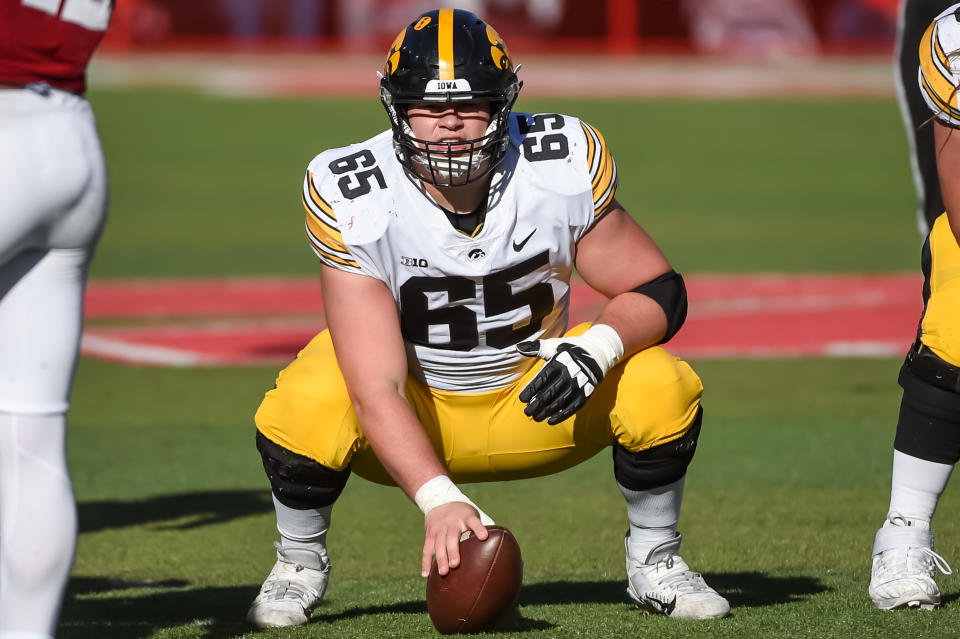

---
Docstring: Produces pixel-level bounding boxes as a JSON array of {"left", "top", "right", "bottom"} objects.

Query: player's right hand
[{"left": 423, "top": 502, "right": 489, "bottom": 577}]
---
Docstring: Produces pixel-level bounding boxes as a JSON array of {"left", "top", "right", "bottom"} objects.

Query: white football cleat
[
  {"left": 625, "top": 532, "right": 730, "bottom": 620},
  {"left": 869, "top": 513, "right": 952, "bottom": 611},
  {"left": 246, "top": 542, "right": 330, "bottom": 628}
]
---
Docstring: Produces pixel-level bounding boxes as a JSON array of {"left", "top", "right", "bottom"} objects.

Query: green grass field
[
  {"left": 57, "top": 89, "right": 960, "bottom": 638},
  {"left": 89, "top": 90, "right": 919, "bottom": 277}
]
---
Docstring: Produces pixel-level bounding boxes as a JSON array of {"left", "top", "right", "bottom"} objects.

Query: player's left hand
[{"left": 517, "top": 326, "right": 624, "bottom": 425}]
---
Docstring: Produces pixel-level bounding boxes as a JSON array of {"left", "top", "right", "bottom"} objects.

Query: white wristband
[
  {"left": 578, "top": 324, "right": 625, "bottom": 372},
  {"left": 414, "top": 475, "right": 495, "bottom": 526}
]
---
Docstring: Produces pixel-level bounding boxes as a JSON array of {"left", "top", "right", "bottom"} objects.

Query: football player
[
  {"left": 869, "top": 3, "right": 960, "bottom": 611},
  {"left": 896, "top": 0, "right": 954, "bottom": 235},
  {"left": 0, "top": 0, "right": 112, "bottom": 636},
  {"left": 247, "top": 8, "right": 730, "bottom": 627}
]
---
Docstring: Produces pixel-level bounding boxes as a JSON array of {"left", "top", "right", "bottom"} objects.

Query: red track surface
[{"left": 81, "top": 274, "right": 923, "bottom": 366}]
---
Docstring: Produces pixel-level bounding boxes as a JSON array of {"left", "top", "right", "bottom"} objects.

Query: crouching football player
[{"left": 246, "top": 8, "right": 730, "bottom": 627}]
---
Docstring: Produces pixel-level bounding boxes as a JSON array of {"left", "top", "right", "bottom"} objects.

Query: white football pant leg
[
  {"left": 0, "top": 86, "right": 106, "bottom": 414},
  {"left": 0, "top": 87, "right": 107, "bottom": 637},
  {"left": 0, "top": 413, "right": 77, "bottom": 638},
  {"left": 0, "top": 248, "right": 94, "bottom": 414}
]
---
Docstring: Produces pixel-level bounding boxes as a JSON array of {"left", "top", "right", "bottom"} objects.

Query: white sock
[
  {"left": 273, "top": 494, "right": 331, "bottom": 561},
  {"left": 887, "top": 450, "right": 954, "bottom": 524},
  {"left": 0, "top": 413, "right": 76, "bottom": 638},
  {"left": 619, "top": 476, "right": 684, "bottom": 561}
]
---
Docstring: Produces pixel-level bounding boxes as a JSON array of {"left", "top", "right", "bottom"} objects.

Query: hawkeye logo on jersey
[
  {"left": 468, "top": 248, "right": 486, "bottom": 261},
  {"left": 401, "top": 256, "right": 428, "bottom": 267}
]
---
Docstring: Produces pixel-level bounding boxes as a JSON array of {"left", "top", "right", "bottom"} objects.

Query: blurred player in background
[
  {"left": 246, "top": 7, "right": 729, "bottom": 629},
  {"left": 869, "top": 1, "right": 960, "bottom": 611},
  {"left": 0, "top": 0, "right": 112, "bottom": 636},
  {"left": 896, "top": 0, "right": 953, "bottom": 235}
]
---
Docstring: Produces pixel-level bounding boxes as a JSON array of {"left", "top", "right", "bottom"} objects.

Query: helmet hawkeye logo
[
  {"left": 486, "top": 24, "right": 511, "bottom": 70},
  {"left": 385, "top": 29, "right": 405, "bottom": 75}
]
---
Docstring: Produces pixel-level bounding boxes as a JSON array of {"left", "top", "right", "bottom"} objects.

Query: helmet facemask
[
  {"left": 378, "top": 9, "right": 522, "bottom": 187},
  {"left": 381, "top": 88, "right": 518, "bottom": 187}
]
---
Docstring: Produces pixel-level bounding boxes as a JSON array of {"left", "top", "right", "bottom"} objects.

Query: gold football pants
[
  {"left": 919, "top": 213, "right": 960, "bottom": 367},
  {"left": 255, "top": 323, "right": 704, "bottom": 486}
]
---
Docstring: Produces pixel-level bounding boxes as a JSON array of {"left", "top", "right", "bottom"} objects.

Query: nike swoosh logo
[
  {"left": 643, "top": 594, "right": 677, "bottom": 616},
  {"left": 513, "top": 229, "right": 536, "bottom": 252}
]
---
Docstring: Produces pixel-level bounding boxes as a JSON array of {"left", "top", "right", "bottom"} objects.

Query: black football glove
[{"left": 516, "top": 325, "right": 624, "bottom": 425}]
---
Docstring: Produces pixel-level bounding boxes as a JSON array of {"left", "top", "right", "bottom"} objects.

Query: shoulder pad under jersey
[
  {"left": 509, "top": 111, "right": 618, "bottom": 218},
  {"left": 302, "top": 132, "right": 395, "bottom": 273}
]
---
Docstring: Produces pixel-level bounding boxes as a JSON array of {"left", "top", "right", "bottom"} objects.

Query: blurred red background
[{"left": 102, "top": 0, "right": 901, "bottom": 56}]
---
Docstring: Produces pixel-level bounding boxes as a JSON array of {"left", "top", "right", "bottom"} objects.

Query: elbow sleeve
[{"left": 631, "top": 270, "right": 687, "bottom": 343}]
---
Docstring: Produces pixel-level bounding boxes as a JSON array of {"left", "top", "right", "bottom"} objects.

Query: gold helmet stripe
[{"left": 438, "top": 8, "right": 455, "bottom": 81}]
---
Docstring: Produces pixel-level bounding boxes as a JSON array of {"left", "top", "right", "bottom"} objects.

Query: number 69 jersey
[{"left": 303, "top": 112, "right": 618, "bottom": 393}]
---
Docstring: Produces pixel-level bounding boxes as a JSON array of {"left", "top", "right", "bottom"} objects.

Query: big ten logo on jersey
[
  {"left": 399, "top": 251, "right": 554, "bottom": 351},
  {"left": 516, "top": 114, "right": 569, "bottom": 163},
  {"left": 401, "top": 256, "right": 428, "bottom": 267},
  {"left": 21, "top": 0, "right": 112, "bottom": 30},
  {"left": 328, "top": 149, "right": 387, "bottom": 201}
]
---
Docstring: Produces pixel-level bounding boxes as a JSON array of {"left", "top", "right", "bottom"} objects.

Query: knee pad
[
  {"left": 613, "top": 407, "right": 703, "bottom": 491},
  {"left": 256, "top": 431, "right": 350, "bottom": 509},
  {"left": 895, "top": 361, "right": 960, "bottom": 465}
]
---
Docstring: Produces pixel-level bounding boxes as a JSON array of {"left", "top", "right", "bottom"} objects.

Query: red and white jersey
[
  {"left": 0, "top": 0, "right": 113, "bottom": 94},
  {"left": 301, "top": 111, "right": 619, "bottom": 392},
  {"left": 919, "top": 3, "right": 960, "bottom": 127}
]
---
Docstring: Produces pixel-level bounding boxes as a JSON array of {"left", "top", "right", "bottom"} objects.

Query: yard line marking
[
  {"left": 89, "top": 53, "right": 897, "bottom": 98},
  {"left": 823, "top": 341, "right": 909, "bottom": 357},
  {"left": 690, "top": 290, "right": 896, "bottom": 316},
  {"left": 80, "top": 334, "right": 217, "bottom": 367}
]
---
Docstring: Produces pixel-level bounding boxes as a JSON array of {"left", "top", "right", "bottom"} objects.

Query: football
[{"left": 426, "top": 525, "right": 523, "bottom": 634}]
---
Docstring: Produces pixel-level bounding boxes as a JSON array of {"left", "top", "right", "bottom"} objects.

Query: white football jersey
[
  {"left": 302, "top": 111, "right": 618, "bottom": 392},
  {"left": 919, "top": 4, "right": 960, "bottom": 127}
]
